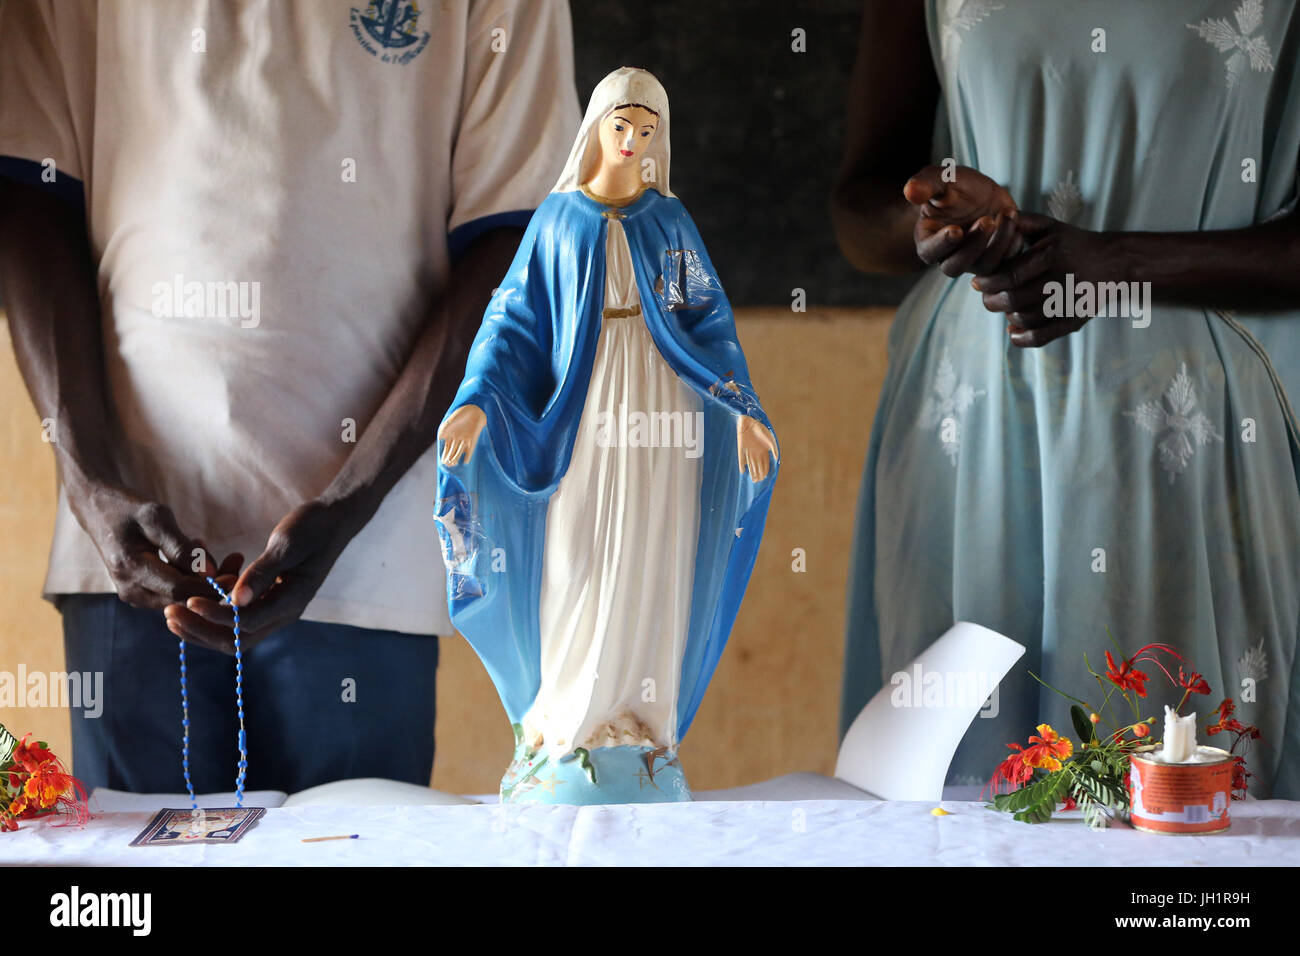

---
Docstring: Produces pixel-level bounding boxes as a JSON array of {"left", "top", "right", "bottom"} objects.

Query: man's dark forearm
[
  {"left": 0, "top": 177, "right": 121, "bottom": 492},
  {"left": 318, "top": 226, "right": 523, "bottom": 526}
]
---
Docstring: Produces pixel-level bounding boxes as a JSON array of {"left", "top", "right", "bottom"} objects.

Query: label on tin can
[{"left": 1129, "top": 753, "right": 1232, "bottom": 834}]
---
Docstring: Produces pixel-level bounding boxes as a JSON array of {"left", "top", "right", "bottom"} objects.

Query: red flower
[
  {"left": 987, "top": 743, "right": 1036, "bottom": 796},
  {"left": 1105, "top": 650, "right": 1150, "bottom": 698},
  {"left": 1022, "top": 724, "right": 1074, "bottom": 772},
  {"left": 1204, "top": 699, "right": 1261, "bottom": 798},
  {"left": 11, "top": 736, "right": 53, "bottom": 771},
  {"left": 1, "top": 733, "right": 89, "bottom": 830},
  {"left": 1229, "top": 757, "right": 1252, "bottom": 800},
  {"left": 1177, "top": 667, "right": 1211, "bottom": 696},
  {"left": 1206, "top": 699, "right": 1243, "bottom": 736},
  {"left": 1061, "top": 794, "right": 1078, "bottom": 811},
  {"left": 1225, "top": 718, "right": 1258, "bottom": 738}
]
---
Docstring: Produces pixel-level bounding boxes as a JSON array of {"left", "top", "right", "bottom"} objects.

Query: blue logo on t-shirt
[{"left": 350, "top": 1, "right": 431, "bottom": 64}]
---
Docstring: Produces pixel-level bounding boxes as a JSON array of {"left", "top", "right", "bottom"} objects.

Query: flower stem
[{"left": 1027, "top": 670, "right": 1091, "bottom": 710}]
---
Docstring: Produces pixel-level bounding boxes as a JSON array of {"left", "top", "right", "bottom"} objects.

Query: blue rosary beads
[{"left": 179, "top": 576, "right": 249, "bottom": 809}]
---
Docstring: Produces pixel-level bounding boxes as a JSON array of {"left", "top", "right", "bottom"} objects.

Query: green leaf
[
  {"left": 1074, "top": 787, "right": 1106, "bottom": 829},
  {"left": 1067, "top": 762, "right": 1132, "bottom": 830},
  {"left": 1073, "top": 766, "right": 1131, "bottom": 825},
  {"left": 993, "top": 770, "right": 1071, "bottom": 824},
  {"left": 1071, "top": 705, "right": 1095, "bottom": 747},
  {"left": 1013, "top": 800, "right": 1056, "bottom": 824}
]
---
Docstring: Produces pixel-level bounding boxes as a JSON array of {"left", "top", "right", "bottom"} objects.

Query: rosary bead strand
[{"left": 178, "top": 576, "right": 250, "bottom": 810}]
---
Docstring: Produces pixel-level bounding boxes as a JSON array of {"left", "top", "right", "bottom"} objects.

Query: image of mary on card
[{"left": 130, "top": 807, "right": 265, "bottom": 846}]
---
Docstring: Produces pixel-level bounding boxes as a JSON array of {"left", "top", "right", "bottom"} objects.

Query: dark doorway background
[{"left": 571, "top": 0, "right": 915, "bottom": 307}]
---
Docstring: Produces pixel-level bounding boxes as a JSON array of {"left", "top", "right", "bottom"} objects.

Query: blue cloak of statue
[{"left": 435, "top": 186, "right": 777, "bottom": 743}]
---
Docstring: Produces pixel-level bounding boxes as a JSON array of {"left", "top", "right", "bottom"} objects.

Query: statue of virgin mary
[{"left": 435, "top": 67, "right": 778, "bottom": 805}]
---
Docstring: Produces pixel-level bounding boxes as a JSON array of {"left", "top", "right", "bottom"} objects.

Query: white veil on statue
[{"left": 552, "top": 66, "right": 674, "bottom": 197}]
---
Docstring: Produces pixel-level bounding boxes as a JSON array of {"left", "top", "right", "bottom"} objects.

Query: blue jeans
[{"left": 59, "top": 594, "right": 439, "bottom": 795}]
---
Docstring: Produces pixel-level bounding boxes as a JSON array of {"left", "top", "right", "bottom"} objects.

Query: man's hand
[
  {"left": 905, "top": 164, "right": 1021, "bottom": 277},
  {"left": 68, "top": 481, "right": 217, "bottom": 608},
  {"left": 163, "top": 499, "right": 357, "bottom": 652},
  {"left": 161, "top": 551, "right": 244, "bottom": 650},
  {"left": 972, "top": 212, "right": 1122, "bottom": 348}
]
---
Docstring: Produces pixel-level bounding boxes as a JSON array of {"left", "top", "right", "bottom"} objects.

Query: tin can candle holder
[{"left": 1128, "top": 745, "right": 1232, "bottom": 834}]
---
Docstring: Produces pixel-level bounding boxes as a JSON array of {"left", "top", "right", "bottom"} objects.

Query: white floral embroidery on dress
[
  {"left": 1124, "top": 363, "right": 1224, "bottom": 483},
  {"left": 920, "top": 349, "right": 985, "bottom": 466},
  {"left": 1188, "top": 0, "right": 1275, "bottom": 90},
  {"left": 940, "top": 0, "right": 1006, "bottom": 67},
  {"left": 1047, "top": 171, "right": 1083, "bottom": 223}
]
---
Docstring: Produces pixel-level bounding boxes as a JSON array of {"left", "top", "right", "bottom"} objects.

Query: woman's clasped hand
[{"left": 906, "top": 163, "right": 1121, "bottom": 348}]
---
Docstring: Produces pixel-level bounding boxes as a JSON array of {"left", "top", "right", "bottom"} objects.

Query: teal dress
[{"left": 843, "top": 0, "right": 1300, "bottom": 797}]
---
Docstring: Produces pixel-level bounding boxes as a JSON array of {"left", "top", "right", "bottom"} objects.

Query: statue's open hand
[
  {"left": 438, "top": 404, "right": 486, "bottom": 466},
  {"left": 737, "top": 415, "right": 777, "bottom": 483},
  {"left": 906, "top": 164, "right": 1020, "bottom": 277}
]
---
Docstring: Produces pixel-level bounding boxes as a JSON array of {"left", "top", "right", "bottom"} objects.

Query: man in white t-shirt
[{"left": 0, "top": 0, "right": 579, "bottom": 793}]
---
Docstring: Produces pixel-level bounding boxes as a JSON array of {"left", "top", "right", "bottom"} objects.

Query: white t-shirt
[{"left": 0, "top": 0, "right": 581, "bottom": 635}]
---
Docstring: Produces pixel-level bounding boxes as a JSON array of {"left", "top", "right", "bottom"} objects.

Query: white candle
[{"left": 1163, "top": 705, "right": 1198, "bottom": 762}]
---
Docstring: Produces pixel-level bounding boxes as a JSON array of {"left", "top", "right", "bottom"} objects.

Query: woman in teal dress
[{"left": 835, "top": 0, "right": 1300, "bottom": 797}]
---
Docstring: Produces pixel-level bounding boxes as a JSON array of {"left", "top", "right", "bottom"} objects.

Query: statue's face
[{"left": 598, "top": 106, "right": 658, "bottom": 170}]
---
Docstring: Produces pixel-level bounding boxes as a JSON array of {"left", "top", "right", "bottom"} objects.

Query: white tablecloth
[{"left": 4, "top": 798, "right": 1299, "bottom": 866}]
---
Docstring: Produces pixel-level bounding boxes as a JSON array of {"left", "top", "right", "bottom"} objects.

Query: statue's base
[{"left": 500, "top": 743, "right": 691, "bottom": 805}]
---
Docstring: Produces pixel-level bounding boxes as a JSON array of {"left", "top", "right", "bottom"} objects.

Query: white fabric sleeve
[
  {"left": 448, "top": 0, "right": 581, "bottom": 247},
  {"left": 0, "top": 0, "right": 94, "bottom": 192}
]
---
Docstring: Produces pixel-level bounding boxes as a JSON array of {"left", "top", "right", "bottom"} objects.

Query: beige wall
[{"left": 0, "top": 306, "right": 893, "bottom": 793}]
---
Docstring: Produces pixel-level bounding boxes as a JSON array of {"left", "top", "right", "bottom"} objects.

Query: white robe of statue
[{"left": 524, "top": 194, "right": 702, "bottom": 759}]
